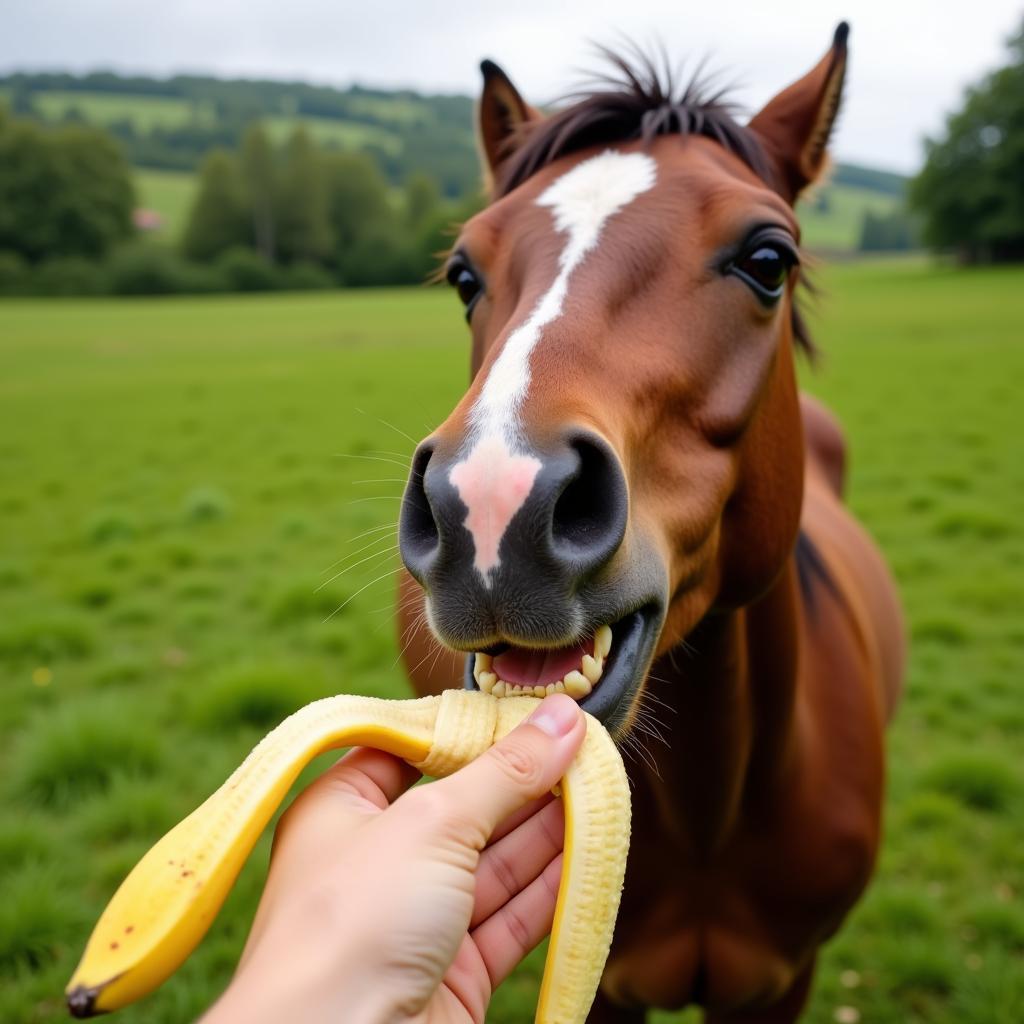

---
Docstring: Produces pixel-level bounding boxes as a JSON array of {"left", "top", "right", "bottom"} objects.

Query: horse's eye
[
  {"left": 730, "top": 240, "right": 796, "bottom": 302},
  {"left": 446, "top": 259, "right": 483, "bottom": 321}
]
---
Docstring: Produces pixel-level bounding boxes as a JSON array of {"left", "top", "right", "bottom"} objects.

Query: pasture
[
  {"left": 134, "top": 170, "right": 197, "bottom": 244},
  {"left": 0, "top": 260, "right": 1022, "bottom": 1023}
]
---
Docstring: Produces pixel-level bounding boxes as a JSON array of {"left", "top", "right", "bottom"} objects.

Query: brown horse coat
[{"left": 397, "top": 24, "right": 905, "bottom": 1022}]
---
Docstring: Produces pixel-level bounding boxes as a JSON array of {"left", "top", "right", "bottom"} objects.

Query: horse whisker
[{"left": 323, "top": 566, "right": 405, "bottom": 621}]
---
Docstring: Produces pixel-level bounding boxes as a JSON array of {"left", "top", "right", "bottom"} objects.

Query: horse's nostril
[
  {"left": 399, "top": 443, "right": 439, "bottom": 573},
  {"left": 552, "top": 434, "right": 628, "bottom": 573}
]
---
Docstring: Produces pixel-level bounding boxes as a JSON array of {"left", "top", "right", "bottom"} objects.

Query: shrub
[
  {"left": 106, "top": 242, "right": 193, "bottom": 295},
  {"left": 281, "top": 260, "right": 336, "bottom": 291},
  {"left": 216, "top": 246, "right": 277, "bottom": 292},
  {"left": 0, "top": 249, "right": 29, "bottom": 294},
  {"left": 30, "top": 256, "right": 107, "bottom": 296}
]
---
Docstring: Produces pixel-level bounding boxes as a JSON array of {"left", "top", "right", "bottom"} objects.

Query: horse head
[{"left": 399, "top": 26, "right": 849, "bottom": 733}]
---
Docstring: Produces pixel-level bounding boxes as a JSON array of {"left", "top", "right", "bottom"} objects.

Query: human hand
[{"left": 201, "top": 693, "right": 586, "bottom": 1024}]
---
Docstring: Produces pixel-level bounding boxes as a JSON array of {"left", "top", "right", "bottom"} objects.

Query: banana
[{"left": 65, "top": 689, "right": 630, "bottom": 1023}]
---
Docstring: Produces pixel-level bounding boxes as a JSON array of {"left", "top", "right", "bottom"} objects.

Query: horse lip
[{"left": 463, "top": 602, "right": 661, "bottom": 733}]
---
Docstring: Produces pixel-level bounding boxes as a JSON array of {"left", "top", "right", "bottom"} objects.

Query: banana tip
[{"left": 66, "top": 983, "right": 106, "bottom": 1018}]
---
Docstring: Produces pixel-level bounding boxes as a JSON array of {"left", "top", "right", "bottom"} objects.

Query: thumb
[{"left": 426, "top": 694, "right": 586, "bottom": 846}]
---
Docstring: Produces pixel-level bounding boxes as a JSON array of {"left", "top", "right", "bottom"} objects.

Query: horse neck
[{"left": 639, "top": 559, "right": 801, "bottom": 854}]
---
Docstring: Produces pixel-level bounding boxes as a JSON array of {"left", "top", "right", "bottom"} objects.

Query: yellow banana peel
[{"left": 66, "top": 690, "right": 630, "bottom": 1023}]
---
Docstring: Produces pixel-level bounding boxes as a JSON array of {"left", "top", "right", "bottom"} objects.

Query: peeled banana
[{"left": 65, "top": 689, "right": 630, "bottom": 1023}]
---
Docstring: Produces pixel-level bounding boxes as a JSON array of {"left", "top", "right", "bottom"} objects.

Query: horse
[{"left": 395, "top": 22, "right": 905, "bottom": 1022}]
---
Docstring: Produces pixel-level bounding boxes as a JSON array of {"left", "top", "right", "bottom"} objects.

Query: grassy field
[
  {"left": 262, "top": 114, "right": 404, "bottom": 154},
  {"left": 134, "top": 170, "right": 197, "bottom": 244},
  {"left": 31, "top": 91, "right": 217, "bottom": 131},
  {"left": 0, "top": 261, "right": 1022, "bottom": 1023}
]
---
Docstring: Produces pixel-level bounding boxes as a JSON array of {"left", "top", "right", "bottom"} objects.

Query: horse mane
[{"left": 495, "top": 46, "right": 817, "bottom": 357}]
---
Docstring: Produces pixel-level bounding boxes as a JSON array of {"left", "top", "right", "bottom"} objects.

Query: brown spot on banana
[{"left": 65, "top": 690, "right": 630, "bottom": 1023}]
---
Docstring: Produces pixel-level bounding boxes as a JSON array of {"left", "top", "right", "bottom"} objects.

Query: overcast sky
[{"left": 2, "top": 1, "right": 1021, "bottom": 173}]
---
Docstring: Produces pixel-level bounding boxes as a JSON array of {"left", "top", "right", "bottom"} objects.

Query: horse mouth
[{"left": 463, "top": 604, "right": 660, "bottom": 728}]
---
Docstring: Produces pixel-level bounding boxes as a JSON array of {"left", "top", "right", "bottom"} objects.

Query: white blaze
[
  {"left": 469, "top": 149, "right": 658, "bottom": 443},
  {"left": 450, "top": 149, "right": 657, "bottom": 581}
]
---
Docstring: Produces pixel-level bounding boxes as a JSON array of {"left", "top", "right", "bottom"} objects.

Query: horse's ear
[
  {"left": 478, "top": 59, "right": 543, "bottom": 190},
  {"left": 748, "top": 22, "right": 849, "bottom": 203}
]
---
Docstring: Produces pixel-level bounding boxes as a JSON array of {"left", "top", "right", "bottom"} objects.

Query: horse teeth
[
  {"left": 471, "top": 629, "right": 613, "bottom": 703},
  {"left": 564, "top": 670, "right": 592, "bottom": 699}
]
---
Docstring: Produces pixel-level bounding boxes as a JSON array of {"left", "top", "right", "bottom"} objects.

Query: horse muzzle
[{"left": 398, "top": 427, "right": 667, "bottom": 731}]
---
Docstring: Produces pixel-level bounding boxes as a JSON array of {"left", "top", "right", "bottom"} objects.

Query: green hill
[{"left": 2, "top": 71, "right": 910, "bottom": 252}]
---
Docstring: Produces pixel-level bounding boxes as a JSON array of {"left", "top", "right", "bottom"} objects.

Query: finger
[
  {"left": 427, "top": 694, "right": 585, "bottom": 846},
  {"left": 471, "top": 797, "right": 564, "bottom": 928},
  {"left": 472, "top": 852, "right": 564, "bottom": 989},
  {"left": 318, "top": 746, "right": 423, "bottom": 807},
  {"left": 280, "top": 747, "right": 420, "bottom": 842},
  {"left": 488, "top": 791, "right": 555, "bottom": 845}
]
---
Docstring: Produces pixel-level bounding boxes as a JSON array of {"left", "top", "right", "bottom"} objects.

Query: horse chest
[{"left": 603, "top": 770, "right": 878, "bottom": 1013}]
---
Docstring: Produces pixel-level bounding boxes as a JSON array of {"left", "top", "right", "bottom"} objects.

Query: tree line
[
  {"left": 1, "top": 72, "right": 479, "bottom": 196},
  {"left": 2, "top": 18, "right": 1022, "bottom": 299},
  {"left": 0, "top": 104, "right": 480, "bottom": 297},
  {"left": 181, "top": 123, "right": 480, "bottom": 286},
  {"left": 910, "top": 20, "right": 1024, "bottom": 263}
]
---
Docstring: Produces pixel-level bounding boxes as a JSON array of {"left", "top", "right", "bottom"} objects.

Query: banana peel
[{"left": 66, "top": 689, "right": 630, "bottom": 1023}]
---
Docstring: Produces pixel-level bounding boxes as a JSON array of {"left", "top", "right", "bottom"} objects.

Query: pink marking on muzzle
[{"left": 449, "top": 435, "right": 543, "bottom": 581}]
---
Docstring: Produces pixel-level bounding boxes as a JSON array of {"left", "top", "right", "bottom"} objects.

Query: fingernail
[{"left": 528, "top": 694, "right": 581, "bottom": 738}]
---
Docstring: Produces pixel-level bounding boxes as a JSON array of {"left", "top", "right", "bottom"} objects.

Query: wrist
[{"left": 203, "top": 932, "right": 399, "bottom": 1024}]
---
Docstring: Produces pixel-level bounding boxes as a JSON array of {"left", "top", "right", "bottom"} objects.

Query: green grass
[
  {"left": 263, "top": 114, "right": 403, "bottom": 153},
  {"left": 1, "top": 260, "right": 1022, "bottom": 1021},
  {"left": 343, "top": 94, "right": 434, "bottom": 126},
  {"left": 134, "top": 169, "right": 197, "bottom": 243},
  {"left": 31, "top": 91, "right": 216, "bottom": 131}
]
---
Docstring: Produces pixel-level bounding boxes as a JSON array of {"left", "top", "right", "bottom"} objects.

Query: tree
[
  {"left": 275, "top": 127, "right": 332, "bottom": 264},
  {"left": 858, "top": 208, "right": 918, "bottom": 252},
  {"left": 323, "top": 151, "right": 397, "bottom": 281},
  {"left": 910, "top": 20, "right": 1024, "bottom": 262},
  {"left": 0, "top": 109, "right": 134, "bottom": 261},
  {"left": 240, "top": 123, "right": 276, "bottom": 263},
  {"left": 182, "top": 149, "right": 248, "bottom": 261},
  {"left": 404, "top": 172, "right": 440, "bottom": 231}
]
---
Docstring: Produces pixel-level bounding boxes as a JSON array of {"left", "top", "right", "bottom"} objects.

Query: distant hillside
[
  {"left": 0, "top": 71, "right": 477, "bottom": 197},
  {"left": 1, "top": 71, "right": 910, "bottom": 252}
]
